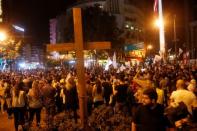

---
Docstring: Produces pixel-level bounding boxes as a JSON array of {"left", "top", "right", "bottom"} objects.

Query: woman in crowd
[
  {"left": 12, "top": 82, "right": 27, "bottom": 131},
  {"left": 92, "top": 79, "right": 104, "bottom": 108},
  {"left": 63, "top": 77, "right": 79, "bottom": 123},
  {"left": 4, "top": 81, "right": 12, "bottom": 118},
  {"left": 28, "top": 80, "right": 43, "bottom": 126},
  {"left": 86, "top": 80, "right": 93, "bottom": 115}
]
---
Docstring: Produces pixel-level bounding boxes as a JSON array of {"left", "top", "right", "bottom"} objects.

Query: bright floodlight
[{"left": 0, "top": 31, "right": 7, "bottom": 41}]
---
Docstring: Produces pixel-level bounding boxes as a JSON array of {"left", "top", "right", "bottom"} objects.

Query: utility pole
[
  {"left": 173, "top": 15, "right": 177, "bottom": 62},
  {"left": 158, "top": 0, "right": 166, "bottom": 62}
]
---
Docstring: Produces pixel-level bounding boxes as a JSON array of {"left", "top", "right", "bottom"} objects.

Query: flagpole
[
  {"left": 173, "top": 15, "right": 177, "bottom": 63},
  {"left": 158, "top": 0, "right": 165, "bottom": 59}
]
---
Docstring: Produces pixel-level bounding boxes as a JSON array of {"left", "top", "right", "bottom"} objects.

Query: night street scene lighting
[{"left": 0, "top": 0, "right": 197, "bottom": 131}]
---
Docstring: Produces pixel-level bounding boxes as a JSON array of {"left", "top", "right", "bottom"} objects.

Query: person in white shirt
[
  {"left": 28, "top": 80, "right": 42, "bottom": 126},
  {"left": 170, "top": 79, "right": 196, "bottom": 115},
  {"left": 12, "top": 82, "right": 26, "bottom": 131}
]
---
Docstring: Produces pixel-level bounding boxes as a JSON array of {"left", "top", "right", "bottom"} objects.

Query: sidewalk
[
  {"left": 0, "top": 113, "right": 14, "bottom": 131},
  {"left": 0, "top": 110, "right": 47, "bottom": 131},
  {"left": 0, "top": 108, "right": 80, "bottom": 131}
]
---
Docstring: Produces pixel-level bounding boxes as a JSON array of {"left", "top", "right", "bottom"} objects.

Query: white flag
[
  {"left": 179, "top": 48, "right": 183, "bottom": 56},
  {"left": 186, "top": 51, "right": 189, "bottom": 57},
  {"left": 112, "top": 52, "right": 117, "bottom": 69},
  {"left": 125, "top": 61, "right": 130, "bottom": 68},
  {"left": 120, "top": 64, "right": 126, "bottom": 72},
  {"left": 153, "top": 55, "right": 162, "bottom": 63},
  {"left": 168, "top": 48, "right": 172, "bottom": 53},
  {"left": 105, "top": 57, "right": 112, "bottom": 71}
]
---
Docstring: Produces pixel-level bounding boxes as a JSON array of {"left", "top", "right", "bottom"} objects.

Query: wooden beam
[
  {"left": 46, "top": 8, "right": 111, "bottom": 129},
  {"left": 85, "top": 42, "right": 111, "bottom": 50},
  {"left": 73, "top": 8, "right": 87, "bottom": 128},
  {"left": 46, "top": 43, "right": 74, "bottom": 52},
  {"left": 47, "top": 42, "right": 111, "bottom": 52}
]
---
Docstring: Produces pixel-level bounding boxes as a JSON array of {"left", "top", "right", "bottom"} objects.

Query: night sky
[
  {"left": 3, "top": 0, "right": 196, "bottom": 45},
  {"left": 4, "top": 0, "right": 77, "bottom": 43}
]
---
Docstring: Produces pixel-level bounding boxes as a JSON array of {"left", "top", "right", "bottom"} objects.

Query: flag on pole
[
  {"left": 153, "top": 55, "right": 162, "bottom": 63},
  {"left": 178, "top": 48, "right": 183, "bottom": 56},
  {"left": 154, "top": 0, "right": 158, "bottom": 13},
  {"left": 186, "top": 51, "right": 190, "bottom": 57},
  {"left": 105, "top": 56, "right": 112, "bottom": 71},
  {"left": 112, "top": 52, "right": 117, "bottom": 69},
  {"left": 168, "top": 48, "right": 172, "bottom": 53}
]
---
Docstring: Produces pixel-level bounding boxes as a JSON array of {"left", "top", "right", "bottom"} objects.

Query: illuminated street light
[
  {"left": 0, "top": 31, "right": 7, "bottom": 41},
  {"left": 147, "top": 45, "right": 153, "bottom": 50},
  {"left": 146, "top": 44, "right": 153, "bottom": 58},
  {"left": 155, "top": 19, "right": 160, "bottom": 28},
  {"left": 154, "top": 18, "right": 164, "bottom": 28}
]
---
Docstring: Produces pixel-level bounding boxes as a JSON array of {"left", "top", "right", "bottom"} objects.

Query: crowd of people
[{"left": 0, "top": 63, "right": 196, "bottom": 131}]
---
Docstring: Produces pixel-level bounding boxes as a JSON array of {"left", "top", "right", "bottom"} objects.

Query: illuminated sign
[
  {"left": 124, "top": 42, "right": 144, "bottom": 51},
  {"left": 12, "top": 25, "right": 25, "bottom": 32},
  {"left": 128, "top": 49, "right": 145, "bottom": 58}
]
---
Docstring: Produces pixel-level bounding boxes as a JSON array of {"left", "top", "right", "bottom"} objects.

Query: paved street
[
  {"left": 0, "top": 113, "right": 14, "bottom": 131},
  {"left": 0, "top": 109, "right": 59, "bottom": 131}
]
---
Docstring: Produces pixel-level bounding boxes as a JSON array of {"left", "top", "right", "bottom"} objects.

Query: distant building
[
  {"left": 184, "top": 0, "right": 197, "bottom": 59},
  {"left": 189, "top": 21, "right": 197, "bottom": 59},
  {"left": 21, "top": 43, "right": 45, "bottom": 64},
  {"left": 69, "top": 0, "right": 106, "bottom": 9},
  {"left": 49, "top": 19, "right": 57, "bottom": 44},
  {"left": 49, "top": 0, "right": 145, "bottom": 46}
]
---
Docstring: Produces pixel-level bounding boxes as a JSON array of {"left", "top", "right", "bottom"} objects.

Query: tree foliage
[{"left": 0, "top": 40, "right": 22, "bottom": 59}]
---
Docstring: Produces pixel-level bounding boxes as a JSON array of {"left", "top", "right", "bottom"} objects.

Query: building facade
[
  {"left": 20, "top": 42, "right": 45, "bottom": 64},
  {"left": 185, "top": 0, "right": 197, "bottom": 59},
  {"left": 49, "top": 19, "right": 57, "bottom": 44},
  {"left": 50, "top": 0, "right": 146, "bottom": 46}
]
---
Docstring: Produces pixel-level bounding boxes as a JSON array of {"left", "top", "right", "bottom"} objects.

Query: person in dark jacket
[
  {"left": 132, "top": 88, "right": 172, "bottom": 131},
  {"left": 102, "top": 78, "right": 112, "bottom": 106}
]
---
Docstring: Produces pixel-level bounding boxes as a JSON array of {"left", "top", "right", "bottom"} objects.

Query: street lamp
[
  {"left": 147, "top": 44, "right": 153, "bottom": 50},
  {"left": 146, "top": 44, "right": 153, "bottom": 58},
  {"left": 0, "top": 31, "right": 7, "bottom": 41},
  {"left": 154, "top": 18, "right": 165, "bottom": 28},
  {"left": 155, "top": 19, "right": 161, "bottom": 28}
]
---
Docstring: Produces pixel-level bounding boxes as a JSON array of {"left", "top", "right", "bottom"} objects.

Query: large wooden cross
[{"left": 46, "top": 8, "right": 111, "bottom": 128}]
